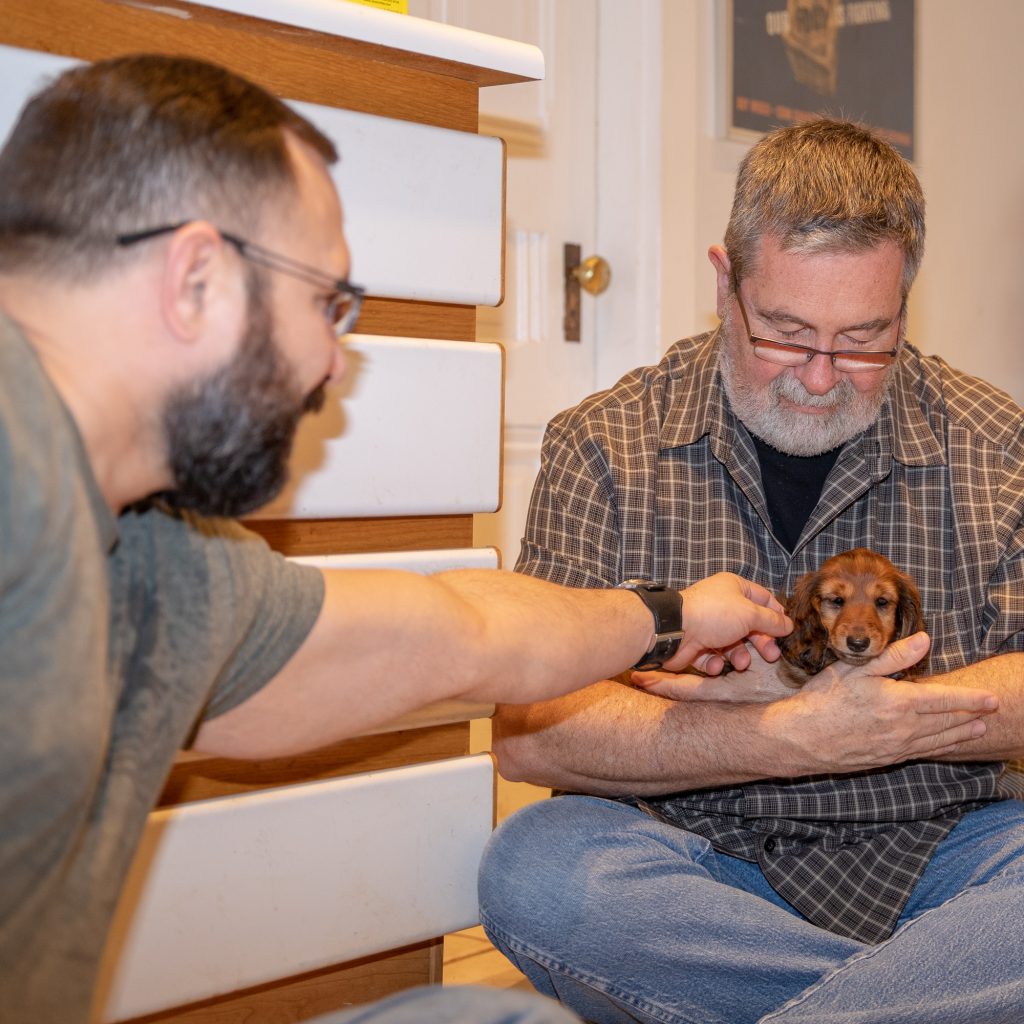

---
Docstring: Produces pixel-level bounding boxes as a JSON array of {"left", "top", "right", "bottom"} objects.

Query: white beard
[{"left": 718, "top": 324, "right": 892, "bottom": 456}]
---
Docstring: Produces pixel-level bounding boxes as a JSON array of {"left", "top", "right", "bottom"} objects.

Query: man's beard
[
  {"left": 718, "top": 315, "right": 892, "bottom": 457},
  {"left": 160, "top": 285, "right": 327, "bottom": 517}
]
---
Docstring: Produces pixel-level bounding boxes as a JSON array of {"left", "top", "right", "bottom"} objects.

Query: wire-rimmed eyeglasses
[
  {"left": 117, "top": 222, "right": 365, "bottom": 337},
  {"left": 731, "top": 274, "right": 902, "bottom": 373}
]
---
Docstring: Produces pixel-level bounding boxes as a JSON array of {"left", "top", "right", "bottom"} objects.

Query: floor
[
  {"left": 445, "top": 726, "right": 544, "bottom": 993},
  {"left": 443, "top": 925, "right": 533, "bottom": 992}
]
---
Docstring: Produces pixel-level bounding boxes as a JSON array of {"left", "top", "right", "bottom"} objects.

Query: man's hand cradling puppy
[
  {"left": 632, "top": 629, "right": 999, "bottom": 769},
  {"left": 633, "top": 628, "right": 940, "bottom": 703}
]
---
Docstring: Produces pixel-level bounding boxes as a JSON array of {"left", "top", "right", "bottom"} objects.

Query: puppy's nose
[{"left": 846, "top": 637, "right": 871, "bottom": 654}]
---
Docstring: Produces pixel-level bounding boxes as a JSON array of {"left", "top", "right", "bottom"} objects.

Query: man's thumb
[{"left": 869, "top": 631, "right": 931, "bottom": 676}]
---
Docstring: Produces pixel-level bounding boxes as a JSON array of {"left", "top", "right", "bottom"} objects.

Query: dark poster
[{"left": 730, "top": 0, "right": 915, "bottom": 159}]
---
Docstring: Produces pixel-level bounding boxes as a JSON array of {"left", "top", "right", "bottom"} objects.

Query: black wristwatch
[{"left": 616, "top": 579, "right": 685, "bottom": 670}]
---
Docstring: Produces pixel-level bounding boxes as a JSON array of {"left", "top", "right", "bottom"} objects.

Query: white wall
[
  {"left": 660, "top": 0, "right": 1024, "bottom": 405},
  {"left": 913, "top": 1, "right": 1024, "bottom": 402}
]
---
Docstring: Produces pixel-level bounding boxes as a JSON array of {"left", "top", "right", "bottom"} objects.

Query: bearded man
[
  {"left": 0, "top": 53, "right": 811, "bottom": 1024},
  {"left": 480, "top": 119, "right": 1024, "bottom": 1024}
]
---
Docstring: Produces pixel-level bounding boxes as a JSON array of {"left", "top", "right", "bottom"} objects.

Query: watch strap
[{"left": 616, "top": 579, "right": 684, "bottom": 670}]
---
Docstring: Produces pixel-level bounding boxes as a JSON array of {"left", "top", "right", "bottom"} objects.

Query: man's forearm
[
  {"left": 929, "top": 652, "right": 1024, "bottom": 760},
  {"left": 493, "top": 682, "right": 785, "bottom": 795},
  {"left": 493, "top": 668, "right": 996, "bottom": 795},
  {"left": 196, "top": 568, "right": 790, "bottom": 759}
]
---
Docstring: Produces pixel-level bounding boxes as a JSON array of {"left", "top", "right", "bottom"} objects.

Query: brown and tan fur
[{"left": 778, "top": 548, "right": 925, "bottom": 687}]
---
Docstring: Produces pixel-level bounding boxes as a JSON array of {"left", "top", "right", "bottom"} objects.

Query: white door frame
[{"left": 594, "top": 0, "right": 667, "bottom": 391}]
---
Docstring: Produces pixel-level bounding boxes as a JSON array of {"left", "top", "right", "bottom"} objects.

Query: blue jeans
[
  {"left": 311, "top": 985, "right": 582, "bottom": 1023},
  {"left": 478, "top": 795, "right": 1024, "bottom": 1024}
]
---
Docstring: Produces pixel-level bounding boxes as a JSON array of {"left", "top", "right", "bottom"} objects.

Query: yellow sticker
[{"left": 343, "top": 0, "right": 408, "bottom": 12}]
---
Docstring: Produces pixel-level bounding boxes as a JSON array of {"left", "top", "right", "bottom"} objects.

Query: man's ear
[
  {"left": 159, "top": 221, "right": 235, "bottom": 342},
  {"left": 707, "top": 245, "right": 733, "bottom": 320}
]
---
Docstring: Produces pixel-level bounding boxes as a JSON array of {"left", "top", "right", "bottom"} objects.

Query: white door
[
  {"left": 415, "top": 0, "right": 668, "bottom": 567},
  {"left": 411, "top": 0, "right": 666, "bottom": 816},
  {"left": 411, "top": 0, "right": 602, "bottom": 566},
  {"left": 477, "top": 0, "right": 603, "bottom": 573}
]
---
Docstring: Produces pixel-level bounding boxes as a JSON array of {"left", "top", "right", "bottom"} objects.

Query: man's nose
[{"left": 793, "top": 351, "right": 843, "bottom": 395}]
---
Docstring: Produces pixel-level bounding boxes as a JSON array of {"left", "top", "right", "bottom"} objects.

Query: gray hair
[{"left": 724, "top": 118, "right": 925, "bottom": 296}]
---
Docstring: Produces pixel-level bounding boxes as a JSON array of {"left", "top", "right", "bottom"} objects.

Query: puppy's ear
[
  {"left": 779, "top": 572, "right": 835, "bottom": 675},
  {"left": 894, "top": 571, "right": 926, "bottom": 640}
]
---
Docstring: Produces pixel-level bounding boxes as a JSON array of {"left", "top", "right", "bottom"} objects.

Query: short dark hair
[
  {"left": 0, "top": 54, "right": 338, "bottom": 279},
  {"left": 724, "top": 118, "right": 925, "bottom": 296}
]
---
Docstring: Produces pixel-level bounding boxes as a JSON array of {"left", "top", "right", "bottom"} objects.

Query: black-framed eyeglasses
[
  {"left": 731, "top": 274, "right": 902, "bottom": 374},
  {"left": 117, "top": 222, "right": 365, "bottom": 337}
]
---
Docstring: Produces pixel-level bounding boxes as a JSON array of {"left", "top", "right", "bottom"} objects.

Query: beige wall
[{"left": 660, "top": 0, "right": 1024, "bottom": 404}]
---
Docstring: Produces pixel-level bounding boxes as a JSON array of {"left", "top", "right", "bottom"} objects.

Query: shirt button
[{"left": 764, "top": 838, "right": 776, "bottom": 853}]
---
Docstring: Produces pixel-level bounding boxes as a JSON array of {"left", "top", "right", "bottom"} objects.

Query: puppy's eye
[
  {"left": 875, "top": 597, "right": 891, "bottom": 609},
  {"left": 825, "top": 596, "right": 844, "bottom": 608}
]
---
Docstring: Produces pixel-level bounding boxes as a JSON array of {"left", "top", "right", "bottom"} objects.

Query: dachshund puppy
[{"left": 777, "top": 548, "right": 925, "bottom": 687}]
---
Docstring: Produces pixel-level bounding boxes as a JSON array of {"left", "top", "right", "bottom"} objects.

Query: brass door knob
[{"left": 570, "top": 254, "right": 612, "bottom": 296}]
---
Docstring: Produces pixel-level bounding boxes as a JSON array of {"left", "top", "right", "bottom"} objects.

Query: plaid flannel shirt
[{"left": 516, "top": 330, "right": 1024, "bottom": 944}]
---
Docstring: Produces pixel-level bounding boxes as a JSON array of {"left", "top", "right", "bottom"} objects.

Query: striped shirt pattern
[{"left": 516, "top": 331, "right": 1024, "bottom": 944}]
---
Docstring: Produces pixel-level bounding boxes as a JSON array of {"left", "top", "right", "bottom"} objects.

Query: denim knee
[
  {"left": 478, "top": 793, "right": 719, "bottom": 938},
  {"left": 480, "top": 797, "right": 594, "bottom": 925},
  {"left": 480, "top": 797, "right": 630, "bottom": 931}
]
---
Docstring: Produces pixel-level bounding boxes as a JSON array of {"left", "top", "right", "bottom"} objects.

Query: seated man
[
  {"left": 0, "top": 55, "right": 806, "bottom": 1024},
  {"left": 479, "top": 119, "right": 1024, "bottom": 1024}
]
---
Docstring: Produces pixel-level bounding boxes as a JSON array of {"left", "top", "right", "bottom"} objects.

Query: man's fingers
[
  {"left": 908, "top": 682, "right": 998, "bottom": 715},
  {"left": 746, "top": 603, "right": 792, "bottom": 637},
  {"left": 723, "top": 642, "right": 752, "bottom": 670},
  {"left": 694, "top": 652, "right": 727, "bottom": 675},
  {"left": 668, "top": 642, "right": 726, "bottom": 675},
  {"left": 630, "top": 669, "right": 676, "bottom": 687},
  {"left": 630, "top": 671, "right": 714, "bottom": 701},
  {"left": 908, "top": 715, "right": 988, "bottom": 756},
  {"left": 734, "top": 576, "right": 788, "bottom": 615},
  {"left": 747, "top": 632, "right": 782, "bottom": 663},
  {"left": 865, "top": 630, "right": 932, "bottom": 676}
]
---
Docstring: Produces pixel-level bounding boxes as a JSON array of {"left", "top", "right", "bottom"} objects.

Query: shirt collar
[
  {"left": 882, "top": 344, "right": 948, "bottom": 466},
  {"left": 658, "top": 329, "right": 731, "bottom": 450}
]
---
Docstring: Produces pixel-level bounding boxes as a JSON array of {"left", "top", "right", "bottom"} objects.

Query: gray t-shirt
[{"left": 0, "top": 314, "right": 326, "bottom": 1021}]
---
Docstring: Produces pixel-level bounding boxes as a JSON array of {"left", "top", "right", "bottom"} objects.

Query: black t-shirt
[{"left": 751, "top": 434, "right": 842, "bottom": 552}]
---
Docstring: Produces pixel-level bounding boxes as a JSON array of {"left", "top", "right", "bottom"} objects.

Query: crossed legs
[{"left": 478, "top": 795, "right": 1024, "bottom": 1024}]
